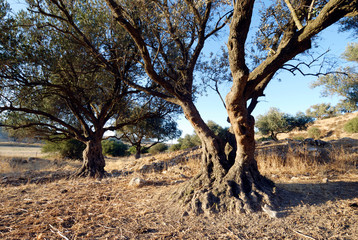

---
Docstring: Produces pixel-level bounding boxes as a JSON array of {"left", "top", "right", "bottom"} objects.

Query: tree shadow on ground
[{"left": 276, "top": 180, "right": 358, "bottom": 214}]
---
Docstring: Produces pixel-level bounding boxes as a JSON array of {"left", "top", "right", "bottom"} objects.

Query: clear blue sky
[{"left": 7, "top": 0, "right": 356, "bottom": 138}]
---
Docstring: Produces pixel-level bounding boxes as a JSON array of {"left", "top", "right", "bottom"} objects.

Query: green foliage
[
  {"left": 293, "top": 136, "right": 305, "bottom": 141},
  {"left": 305, "top": 103, "right": 339, "bottom": 119},
  {"left": 169, "top": 121, "right": 227, "bottom": 151},
  {"left": 256, "top": 108, "right": 313, "bottom": 141},
  {"left": 256, "top": 108, "right": 314, "bottom": 141},
  {"left": 118, "top": 112, "right": 181, "bottom": 158},
  {"left": 344, "top": 117, "right": 358, "bottom": 133},
  {"left": 169, "top": 143, "right": 182, "bottom": 152},
  {"left": 307, "top": 127, "right": 321, "bottom": 139},
  {"left": 42, "top": 139, "right": 86, "bottom": 160},
  {"left": 127, "top": 146, "right": 148, "bottom": 155},
  {"left": 340, "top": 15, "right": 358, "bottom": 36},
  {"left": 148, "top": 143, "right": 168, "bottom": 154},
  {"left": 290, "top": 112, "right": 314, "bottom": 130},
  {"left": 177, "top": 134, "right": 201, "bottom": 150},
  {"left": 207, "top": 120, "right": 228, "bottom": 141},
  {"left": 311, "top": 43, "right": 358, "bottom": 113},
  {"left": 102, "top": 139, "right": 129, "bottom": 157}
]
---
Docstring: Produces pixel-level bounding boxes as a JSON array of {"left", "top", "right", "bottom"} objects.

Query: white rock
[
  {"left": 128, "top": 177, "right": 146, "bottom": 187},
  {"left": 262, "top": 204, "right": 278, "bottom": 218}
]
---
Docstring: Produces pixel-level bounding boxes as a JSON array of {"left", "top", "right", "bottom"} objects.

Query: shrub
[
  {"left": 293, "top": 136, "right": 305, "bottom": 141},
  {"left": 344, "top": 117, "right": 358, "bottom": 133},
  {"left": 127, "top": 146, "right": 148, "bottom": 155},
  {"left": 169, "top": 143, "right": 181, "bottom": 152},
  {"left": 307, "top": 127, "right": 321, "bottom": 139},
  {"left": 42, "top": 139, "right": 86, "bottom": 160},
  {"left": 149, "top": 143, "right": 168, "bottom": 154},
  {"left": 102, "top": 139, "right": 129, "bottom": 157}
]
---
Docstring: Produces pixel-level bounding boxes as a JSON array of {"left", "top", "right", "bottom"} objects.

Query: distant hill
[{"left": 278, "top": 111, "right": 358, "bottom": 141}]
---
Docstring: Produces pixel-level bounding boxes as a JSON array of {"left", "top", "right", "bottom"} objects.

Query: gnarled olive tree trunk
[
  {"left": 76, "top": 137, "right": 106, "bottom": 178},
  {"left": 175, "top": 101, "right": 276, "bottom": 214}
]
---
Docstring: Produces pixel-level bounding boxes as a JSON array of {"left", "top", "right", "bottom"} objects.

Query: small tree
[
  {"left": 118, "top": 106, "right": 181, "bottom": 158},
  {"left": 305, "top": 103, "right": 338, "bottom": 119},
  {"left": 257, "top": 108, "right": 314, "bottom": 141}
]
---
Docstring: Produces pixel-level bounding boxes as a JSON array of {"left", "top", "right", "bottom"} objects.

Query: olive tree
[
  {"left": 104, "top": 0, "right": 357, "bottom": 213},
  {"left": 0, "top": 0, "right": 163, "bottom": 177}
]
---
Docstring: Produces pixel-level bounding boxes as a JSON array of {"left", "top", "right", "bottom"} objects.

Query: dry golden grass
[
  {"left": 0, "top": 142, "right": 45, "bottom": 158},
  {"left": 257, "top": 142, "right": 358, "bottom": 181},
  {"left": 0, "top": 139, "right": 357, "bottom": 239}
]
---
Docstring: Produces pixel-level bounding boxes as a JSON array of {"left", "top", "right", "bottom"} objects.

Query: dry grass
[
  {"left": 0, "top": 142, "right": 45, "bottom": 158},
  {"left": 0, "top": 139, "right": 357, "bottom": 239},
  {"left": 256, "top": 140, "right": 358, "bottom": 180}
]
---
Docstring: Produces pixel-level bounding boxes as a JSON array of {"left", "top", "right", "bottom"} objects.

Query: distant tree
[
  {"left": 291, "top": 112, "right": 315, "bottom": 130},
  {"left": 117, "top": 106, "right": 181, "bottom": 159},
  {"left": 171, "top": 121, "right": 227, "bottom": 150},
  {"left": 311, "top": 43, "right": 358, "bottom": 112},
  {"left": 176, "top": 134, "right": 201, "bottom": 150},
  {"left": 256, "top": 108, "right": 313, "bottom": 141},
  {"left": 148, "top": 143, "right": 168, "bottom": 154},
  {"left": 101, "top": 139, "right": 129, "bottom": 157},
  {"left": 256, "top": 108, "right": 290, "bottom": 141},
  {"left": 305, "top": 103, "right": 338, "bottom": 119}
]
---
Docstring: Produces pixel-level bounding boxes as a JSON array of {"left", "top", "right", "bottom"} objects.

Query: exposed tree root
[
  {"left": 174, "top": 166, "right": 277, "bottom": 215},
  {"left": 72, "top": 165, "right": 107, "bottom": 179}
]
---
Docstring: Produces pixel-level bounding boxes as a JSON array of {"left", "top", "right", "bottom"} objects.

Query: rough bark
[
  {"left": 76, "top": 138, "right": 106, "bottom": 178},
  {"left": 174, "top": 100, "right": 276, "bottom": 215},
  {"left": 135, "top": 145, "right": 141, "bottom": 159}
]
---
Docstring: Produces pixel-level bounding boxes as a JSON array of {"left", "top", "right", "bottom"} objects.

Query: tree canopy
[{"left": 311, "top": 43, "right": 358, "bottom": 112}]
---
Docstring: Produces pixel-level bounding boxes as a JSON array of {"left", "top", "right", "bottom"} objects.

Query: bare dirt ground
[
  {"left": 1, "top": 112, "right": 358, "bottom": 239},
  {"left": 0, "top": 147, "right": 357, "bottom": 240}
]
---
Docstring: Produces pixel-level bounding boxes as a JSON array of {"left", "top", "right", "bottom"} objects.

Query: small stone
[
  {"left": 129, "top": 177, "right": 146, "bottom": 187},
  {"left": 322, "top": 178, "right": 329, "bottom": 183},
  {"left": 262, "top": 204, "right": 277, "bottom": 218},
  {"left": 291, "top": 176, "right": 299, "bottom": 181}
]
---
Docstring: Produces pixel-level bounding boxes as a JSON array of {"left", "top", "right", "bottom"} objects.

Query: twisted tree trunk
[
  {"left": 175, "top": 101, "right": 276, "bottom": 214},
  {"left": 76, "top": 137, "right": 106, "bottom": 178}
]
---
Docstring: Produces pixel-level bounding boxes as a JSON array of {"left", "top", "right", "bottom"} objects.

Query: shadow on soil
[{"left": 276, "top": 181, "right": 358, "bottom": 214}]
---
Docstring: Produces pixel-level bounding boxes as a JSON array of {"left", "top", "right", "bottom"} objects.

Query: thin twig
[
  {"left": 49, "top": 224, "right": 69, "bottom": 240},
  {"left": 292, "top": 229, "right": 317, "bottom": 240}
]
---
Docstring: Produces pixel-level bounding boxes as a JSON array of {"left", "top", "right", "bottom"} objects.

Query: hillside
[{"left": 277, "top": 111, "right": 358, "bottom": 141}]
